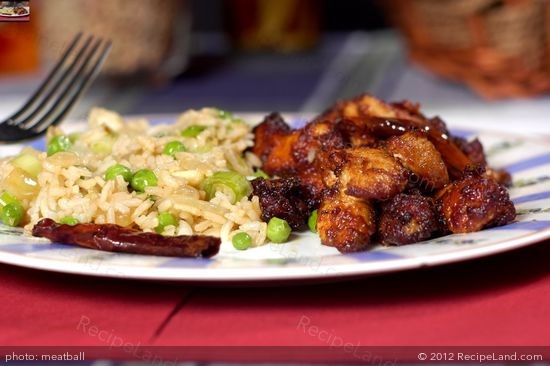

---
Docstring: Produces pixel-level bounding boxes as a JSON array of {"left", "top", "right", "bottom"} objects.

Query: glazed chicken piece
[
  {"left": 252, "top": 113, "right": 352, "bottom": 204},
  {"left": 453, "top": 136, "right": 512, "bottom": 186},
  {"left": 251, "top": 112, "right": 297, "bottom": 176},
  {"left": 324, "top": 147, "right": 409, "bottom": 201},
  {"left": 317, "top": 189, "right": 376, "bottom": 252},
  {"left": 251, "top": 177, "right": 314, "bottom": 230},
  {"left": 436, "top": 171, "right": 516, "bottom": 233},
  {"left": 378, "top": 193, "right": 440, "bottom": 245},
  {"left": 384, "top": 131, "right": 449, "bottom": 191}
]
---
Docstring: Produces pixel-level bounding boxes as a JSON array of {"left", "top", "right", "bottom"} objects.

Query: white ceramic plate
[
  {"left": 0, "top": 114, "right": 549, "bottom": 282},
  {"left": 0, "top": 7, "right": 29, "bottom": 17}
]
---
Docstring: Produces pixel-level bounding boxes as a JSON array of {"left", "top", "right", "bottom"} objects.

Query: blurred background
[{"left": 1, "top": 0, "right": 550, "bottom": 134}]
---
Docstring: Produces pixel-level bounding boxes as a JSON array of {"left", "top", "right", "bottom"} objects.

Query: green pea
[
  {"left": 155, "top": 212, "right": 178, "bottom": 234},
  {"left": 105, "top": 164, "right": 133, "bottom": 182},
  {"left": 181, "top": 125, "right": 207, "bottom": 138},
  {"left": 47, "top": 135, "right": 71, "bottom": 156},
  {"left": 267, "top": 217, "right": 291, "bottom": 243},
  {"left": 232, "top": 232, "right": 252, "bottom": 250},
  {"left": 59, "top": 216, "right": 79, "bottom": 226},
  {"left": 163, "top": 141, "right": 186, "bottom": 157},
  {"left": 1, "top": 202, "right": 24, "bottom": 227},
  {"left": 253, "top": 169, "right": 270, "bottom": 179},
  {"left": 131, "top": 169, "right": 158, "bottom": 192},
  {"left": 308, "top": 210, "right": 318, "bottom": 233}
]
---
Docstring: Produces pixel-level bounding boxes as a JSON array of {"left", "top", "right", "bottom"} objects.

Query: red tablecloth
[{"left": 0, "top": 239, "right": 549, "bottom": 361}]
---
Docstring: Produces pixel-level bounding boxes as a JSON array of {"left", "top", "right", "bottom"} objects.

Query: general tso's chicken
[
  {"left": 251, "top": 93, "right": 516, "bottom": 252},
  {"left": 436, "top": 171, "right": 516, "bottom": 233},
  {"left": 378, "top": 194, "right": 440, "bottom": 245},
  {"left": 453, "top": 136, "right": 512, "bottom": 186},
  {"left": 317, "top": 189, "right": 376, "bottom": 252},
  {"left": 384, "top": 131, "right": 449, "bottom": 191},
  {"left": 251, "top": 177, "right": 314, "bottom": 230},
  {"left": 251, "top": 113, "right": 346, "bottom": 202},
  {"left": 322, "top": 147, "right": 408, "bottom": 201},
  {"left": 251, "top": 113, "right": 297, "bottom": 176}
]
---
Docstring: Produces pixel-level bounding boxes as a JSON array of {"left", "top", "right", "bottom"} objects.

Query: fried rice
[{"left": 0, "top": 107, "right": 268, "bottom": 246}]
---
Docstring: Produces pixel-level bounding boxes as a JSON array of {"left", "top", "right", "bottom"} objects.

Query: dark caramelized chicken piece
[
  {"left": 317, "top": 189, "right": 376, "bottom": 252},
  {"left": 436, "top": 173, "right": 516, "bottom": 233},
  {"left": 384, "top": 131, "right": 449, "bottom": 191},
  {"left": 327, "top": 147, "right": 408, "bottom": 201},
  {"left": 378, "top": 194, "right": 440, "bottom": 245},
  {"left": 453, "top": 137, "right": 486, "bottom": 166},
  {"left": 251, "top": 177, "right": 314, "bottom": 230},
  {"left": 251, "top": 113, "right": 297, "bottom": 176},
  {"left": 453, "top": 136, "right": 512, "bottom": 186}
]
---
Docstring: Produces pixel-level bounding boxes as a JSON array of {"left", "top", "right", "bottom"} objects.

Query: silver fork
[{"left": 0, "top": 33, "right": 111, "bottom": 142}]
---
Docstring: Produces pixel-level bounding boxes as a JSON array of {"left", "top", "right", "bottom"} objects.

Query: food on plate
[
  {"left": 0, "top": 108, "right": 267, "bottom": 253},
  {"left": 32, "top": 218, "right": 220, "bottom": 258},
  {"left": 251, "top": 94, "right": 516, "bottom": 252},
  {"left": 0, "top": 6, "right": 29, "bottom": 16},
  {"left": 0, "top": 94, "right": 516, "bottom": 257}
]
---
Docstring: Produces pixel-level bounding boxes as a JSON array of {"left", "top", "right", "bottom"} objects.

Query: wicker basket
[{"left": 387, "top": 0, "right": 550, "bottom": 99}]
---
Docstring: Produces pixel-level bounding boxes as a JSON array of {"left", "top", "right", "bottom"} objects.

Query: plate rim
[{"left": 0, "top": 228, "right": 548, "bottom": 282}]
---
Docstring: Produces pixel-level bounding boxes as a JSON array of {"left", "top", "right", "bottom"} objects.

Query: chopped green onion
[
  {"left": 1, "top": 202, "right": 24, "bottom": 227},
  {"left": 201, "top": 171, "right": 252, "bottom": 204},
  {"left": 155, "top": 212, "right": 178, "bottom": 234},
  {"left": 267, "top": 217, "right": 291, "bottom": 243},
  {"left": 59, "top": 216, "right": 79, "bottom": 226},
  {"left": 0, "top": 192, "right": 17, "bottom": 208},
  {"left": 190, "top": 143, "right": 213, "bottom": 153},
  {"left": 253, "top": 169, "right": 270, "bottom": 179},
  {"left": 68, "top": 132, "right": 81, "bottom": 143},
  {"left": 130, "top": 169, "right": 158, "bottom": 192},
  {"left": 47, "top": 135, "right": 71, "bottom": 156},
  {"left": 217, "top": 109, "right": 233, "bottom": 119},
  {"left": 163, "top": 141, "right": 186, "bottom": 157},
  {"left": 308, "top": 209, "right": 318, "bottom": 233},
  {"left": 232, "top": 232, "right": 252, "bottom": 250},
  {"left": 11, "top": 154, "right": 41, "bottom": 178},
  {"left": 90, "top": 138, "right": 114, "bottom": 155},
  {"left": 105, "top": 164, "right": 133, "bottom": 182},
  {"left": 181, "top": 125, "right": 207, "bottom": 138}
]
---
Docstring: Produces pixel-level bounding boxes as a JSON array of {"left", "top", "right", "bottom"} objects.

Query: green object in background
[
  {"left": 181, "top": 125, "right": 207, "bottom": 138},
  {"left": 105, "top": 164, "right": 133, "bottom": 182},
  {"left": 267, "top": 217, "right": 291, "bottom": 243},
  {"left": 232, "top": 232, "right": 252, "bottom": 250},
  {"left": 163, "top": 141, "right": 186, "bottom": 156},
  {"left": 156, "top": 212, "right": 178, "bottom": 233},
  {"left": 131, "top": 169, "right": 158, "bottom": 192},
  {"left": 1, "top": 202, "right": 24, "bottom": 227},
  {"left": 308, "top": 209, "right": 318, "bottom": 233},
  {"left": 47, "top": 135, "right": 71, "bottom": 156}
]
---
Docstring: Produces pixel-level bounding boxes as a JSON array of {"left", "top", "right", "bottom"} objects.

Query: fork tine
[
  {"left": 33, "top": 40, "right": 112, "bottom": 134},
  {"left": 4, "top": 33, "right": 83, "bottom": 125},
  {"left": 17, "top": 35, "right": 95, "bottom": 129}
]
